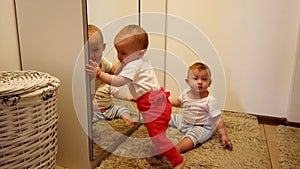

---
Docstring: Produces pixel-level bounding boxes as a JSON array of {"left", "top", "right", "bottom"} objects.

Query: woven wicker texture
[{"left": 0, "top": 71, "right": 60, "bottom": 169}]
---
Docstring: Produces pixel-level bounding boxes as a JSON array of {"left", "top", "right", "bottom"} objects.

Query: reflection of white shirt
[
  {"left": 119, "top": 57, "right": 160, "bottom": 99},
  {"left": 94, "top": 84, "right": 118, "bottom": 109},
  {"left": 179, "top": 88, "right": 221, "bottom": 125}
]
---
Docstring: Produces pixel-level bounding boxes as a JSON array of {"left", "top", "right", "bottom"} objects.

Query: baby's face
[
  {"left": 88, "top": 33, "right": 105, "bottom": 63},
  {"left": 114, "top": 37, "right": 141, "bottom": 63},
  {"left": 186, "top": 69, "right": 211, "bottom": 94}
]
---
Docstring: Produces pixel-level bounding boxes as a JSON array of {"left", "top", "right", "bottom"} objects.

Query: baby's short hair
[
  {"left": 114, "top": 24, "right": 149, "bottom": 50},
  {"left": 88, "top": 24, "right": 104, "bottom": 42},
  {"left": 188, "top": 62, "right": 212, "bottom": 79}
]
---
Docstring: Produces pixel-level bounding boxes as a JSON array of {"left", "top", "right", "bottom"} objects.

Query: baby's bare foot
[
  {"left": 173, "top": 158, "right": 185, "bottom": 169},
  {"left": 124, "top": 119, "right": 137, "bottom": 126}
]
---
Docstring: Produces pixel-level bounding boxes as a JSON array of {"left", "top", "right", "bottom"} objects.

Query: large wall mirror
[
  {"left": 85, "top": 0, "right": 170, "bottom": 165},
  {"left": 84, "top": 0, "right": 226, "bottom": 167}
]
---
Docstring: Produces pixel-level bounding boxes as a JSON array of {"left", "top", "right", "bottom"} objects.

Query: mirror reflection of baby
[
  {"left": 88, "top": 24, "right": 136, "bottom": 125},
  {"left": 93, "top": 82, "right": 136, "bottom": 125}
]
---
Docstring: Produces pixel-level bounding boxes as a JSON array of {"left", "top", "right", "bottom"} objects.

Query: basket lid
[{"left": 0, "top": 70, "right": 60, "bottom": 97}]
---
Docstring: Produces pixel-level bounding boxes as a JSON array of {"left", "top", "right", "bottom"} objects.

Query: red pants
[{"left": 136, "top": 88, "right": 183, "bottom": 166}]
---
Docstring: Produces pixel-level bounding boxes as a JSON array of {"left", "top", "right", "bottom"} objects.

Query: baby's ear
[
  {"left": 103, "top": 43, "right": 106, "bottom": 51},
  {"left": 185, "top": 78, "right": 189, "bottom": 83},
  {"left": 139, "top": 49, "right": 146, "bottom": 56}
]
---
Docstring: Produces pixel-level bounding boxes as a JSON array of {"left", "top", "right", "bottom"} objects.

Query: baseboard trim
[
  {"left": 250, "top": 114, "right": 300, "bottom": 128},
  {"left": 222, "top": 110, "right": 300, "bottom": 127}
]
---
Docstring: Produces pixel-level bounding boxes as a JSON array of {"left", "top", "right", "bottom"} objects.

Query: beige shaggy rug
[
  {"left": 92, "top": 119, "right": 133, "bottom": 159},
  {"left": 92, "top": 99, "right": 140, "bottom": 159},
  {"left": 94, "top": 110, "right": 270, "bottom": 169},
  {"left": 276, "top": 125, "right": 300, "bottom": 169}
]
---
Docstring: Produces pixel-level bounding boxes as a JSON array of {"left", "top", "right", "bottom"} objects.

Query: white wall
[
  {"left": 87, "top": 0, "right": 139, "bottom": 58},
  {"left": 167, "top": 0, "right": 300, "bottom": 120},
  {"left": 15, "top": 0, "right": 90, "bottom": 168},
  {"left": 140, "top": 0, "right": 167, "bottom": 87},
  {"left": 0, "top": 0, "right": 21, "bottom": 71}
]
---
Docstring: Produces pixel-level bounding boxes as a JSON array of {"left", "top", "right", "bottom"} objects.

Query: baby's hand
[
  {"left": 223, "top": 141, "right": 233, "bottom": 151},
  {"left": 129, "top": 96, "right": 135, "bottom": 102},
  {"left": 85, "top": 59, "right": 101, "bottom": 79},
  {"left": 221, "top": 135, "right": 233, "bottom": 151}
]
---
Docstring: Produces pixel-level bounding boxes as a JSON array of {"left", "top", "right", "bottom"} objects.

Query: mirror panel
[
  {"left": 86, "top": 0, "right": 140, "bottom": 161},
  {"left": 140, "top": 0, "right": 167, "bottom": 88}
]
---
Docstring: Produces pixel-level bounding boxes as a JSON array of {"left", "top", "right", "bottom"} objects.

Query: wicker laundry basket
[{"left": 0, "top": 71, "right": 60, "bottom": 169}]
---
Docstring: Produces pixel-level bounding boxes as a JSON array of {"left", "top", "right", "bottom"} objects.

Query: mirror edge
[{"left": 81, "top": 0, "right": 94, "bottom": 164}]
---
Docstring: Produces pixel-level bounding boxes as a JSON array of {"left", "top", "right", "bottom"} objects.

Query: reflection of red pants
[{"left": 136, "top": 88, "right": 183, "bottom": 166}]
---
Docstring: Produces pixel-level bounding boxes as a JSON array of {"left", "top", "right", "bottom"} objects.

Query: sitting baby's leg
[
  {"left": 175, "top": 137, "right": 194, "bottom": 153},
  {"left": 120, "top": 112, "right": 137, "bottom": 126}
]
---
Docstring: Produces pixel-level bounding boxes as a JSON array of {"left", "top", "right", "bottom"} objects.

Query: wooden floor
[
  {"left": 257, "top": 115, "right": 300, "bottom": 169},
  {"left": 259, "top": 124, "right": 281, "bottom": 169}
]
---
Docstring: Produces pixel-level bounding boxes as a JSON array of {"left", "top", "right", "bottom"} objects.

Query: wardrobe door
[
  {"left": 166, "top": 0, "right": 299, "bottom": 119},
  {"left": 288, "top": 28, "right": 300, "bottom": 123},
  {"left": 15, "top": 0, "right": 90, "bottom": 169},
  {"left": 0, "top": 1, "right": 21, "bottom": 71}
]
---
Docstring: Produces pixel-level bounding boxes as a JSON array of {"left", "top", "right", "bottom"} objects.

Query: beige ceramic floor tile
[{"left": 264, "top": 124, "right": 281, "bottom": 169}]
